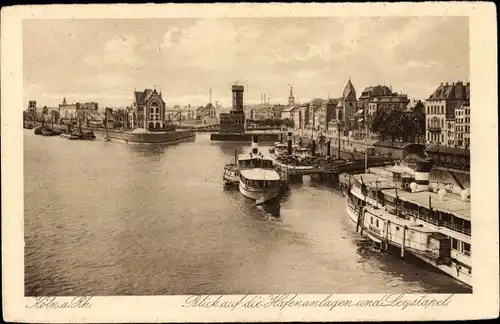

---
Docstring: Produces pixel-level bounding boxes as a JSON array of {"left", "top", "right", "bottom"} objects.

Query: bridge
[{"left": 193, "top": 124, "right": 220, "bottom": 132}]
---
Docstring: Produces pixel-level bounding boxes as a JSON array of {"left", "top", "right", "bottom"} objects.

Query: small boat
[
  {"left": 223, "top": 163, "right": 240, "bottom": 186},
  {"left": 41, "top": 128, "right": 57, "bottom": 136},
  {"left": 60, "top": 133, "right": 80, "bottom": 140},
  {"left": 223, "top": 149, "right": 240, "bottom": 186},
  {"left": 238, "top": 135, "right": 283, "bottom": 204},
  {"left": 34, "top": 127, "right": 43, "bottom": 135}
]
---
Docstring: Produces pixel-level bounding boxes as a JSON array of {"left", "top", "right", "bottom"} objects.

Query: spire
[{"left": 288, "top": 86, "right": 295, "bottom": 105}]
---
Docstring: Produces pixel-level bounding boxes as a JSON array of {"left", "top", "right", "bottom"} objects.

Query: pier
[{"left": 274, "top": 156, "right": 395, "bottom": 183}]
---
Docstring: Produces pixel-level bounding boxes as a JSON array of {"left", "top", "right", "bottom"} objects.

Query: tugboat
[
  {"left": 223, "top": 149, "right": 240, "bottom": 186},
  {"left": 238, "top": 135, "right": 283, "bottom": 204}
]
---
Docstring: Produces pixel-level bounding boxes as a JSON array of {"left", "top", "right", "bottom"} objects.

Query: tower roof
[{"left": 343, "top": 79, "right": 356, "bottom": 100}]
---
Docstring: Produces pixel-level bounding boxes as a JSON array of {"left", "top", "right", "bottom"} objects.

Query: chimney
[
  {"left": 287, "top": 132, "right": 292, "bottom": 155},
  {"left": 412, "top": 159, "right": 433, "bottom": 192},
  {"left": 252, "top": 135, "right": 259, "bottom": 154}
]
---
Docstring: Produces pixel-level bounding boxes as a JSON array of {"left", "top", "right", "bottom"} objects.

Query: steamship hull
[
  {"left": 239, "top": 181, "right": 280, "bottom": 204},
  {"left": 92, "top": 128, "right": 195, "bottom": 144},
  {"left": 347, "top": 197, "right": 472, "bottom": 287},
  {"left": 345, "top": 163, "right": 472, "bottom": 288}
]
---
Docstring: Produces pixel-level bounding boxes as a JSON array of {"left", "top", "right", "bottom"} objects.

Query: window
[
  {"left": 370, "top": 217, "right": 373, "bottom": 225},
  {"left": 396, "top": 226, "right": 400, "bottom": 231},
  {"left": 451, "top": 238, "right": 458, "bottom": 250},
  {"left": 376, "top": 219, "right": 379, "bottom": 227},
  {"left": 463, "top": 242, "right": 471, "bottom": 256}
]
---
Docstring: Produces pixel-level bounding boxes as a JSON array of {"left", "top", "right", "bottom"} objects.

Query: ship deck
[{"left": 381, "top": 189, "right": 470, "bottom": 221}]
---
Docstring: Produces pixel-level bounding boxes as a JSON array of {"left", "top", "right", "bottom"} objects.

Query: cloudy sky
[{"left": 23, "top": 17, "right": 469, "bottom": 109}]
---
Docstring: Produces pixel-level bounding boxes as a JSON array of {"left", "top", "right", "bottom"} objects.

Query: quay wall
[{"left": 210, "top": 132, "right": 279, "bottom": 142}]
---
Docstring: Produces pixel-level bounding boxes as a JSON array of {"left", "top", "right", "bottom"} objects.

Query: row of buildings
[
  {"left": 25, "top": 80, "right": 470, "bottom": 148},
  {"left": 271, "top": 80, "right": 469, "bottom": 150}
]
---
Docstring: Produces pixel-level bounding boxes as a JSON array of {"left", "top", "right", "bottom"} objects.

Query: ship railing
[
  {"left": 440, "top": 221, "right": 471, "bottom": 236},
  {"left": 402, "top": 210, "right": 470, "bottom": 236}
]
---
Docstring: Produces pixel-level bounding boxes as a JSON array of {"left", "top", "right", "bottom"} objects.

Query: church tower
[
  {"left": 342, "top": 79, "right": 357, "bottom": 127},
  {"left": 288, "top": 86, "right": 295, "bottom": 106}
]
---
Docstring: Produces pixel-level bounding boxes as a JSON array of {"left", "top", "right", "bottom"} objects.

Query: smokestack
[
  {"left": 287, "top": 132, "right": 292, "bottom": 155},
  {"left": 252, "top": 135, "right": 259, "bottom": 154},
  {"left": 209, "top": 89, "right": 212, "bottom": 105},
  {"left": 264, "top": 94, "right": 267, "bottom": 104},
  {"left": 413, "top": 159, "right": 433, "bottom": 192}
]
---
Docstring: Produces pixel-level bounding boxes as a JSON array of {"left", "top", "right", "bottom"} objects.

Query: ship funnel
[
  {"left": 413, "top": 159, "right": 433, "bottom": 192},
  {"left": 460, "top": 188, "right": 470, "bottom": 201},
  {"left": 252, "top": 135, "right": 259, "bottom": 154},
  {"left": 438, "top": 188, "right": 446, "bottom": 201},
  {"left": 287, "top": 132, "right": 292, "bottom": 155}
]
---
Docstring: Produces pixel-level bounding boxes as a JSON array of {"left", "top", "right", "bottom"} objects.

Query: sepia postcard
[{"left": 1, "top": 2, "right": 499, "bottom": 322}]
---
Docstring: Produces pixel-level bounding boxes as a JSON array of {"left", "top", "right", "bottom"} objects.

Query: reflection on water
[{"left": 24, "top": 131, "right": 471, "bottom": 295}]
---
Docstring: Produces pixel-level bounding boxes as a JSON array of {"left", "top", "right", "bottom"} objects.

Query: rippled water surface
[{"left": 24, "top": 131, "right": 471, "bottom": 295}]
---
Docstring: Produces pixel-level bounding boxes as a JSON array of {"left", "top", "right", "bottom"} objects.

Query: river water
[{"left": 24, "top": 131, "right": 470, "bottom": 295}]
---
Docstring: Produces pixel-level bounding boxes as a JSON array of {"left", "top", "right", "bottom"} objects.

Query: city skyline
[{"left": 23, "top": 17, "right": 469, "bottom": 109}]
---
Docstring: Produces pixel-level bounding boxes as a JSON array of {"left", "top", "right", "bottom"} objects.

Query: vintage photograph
[{"left": 21, "top": 15, "right": 474, "bottom": 297}]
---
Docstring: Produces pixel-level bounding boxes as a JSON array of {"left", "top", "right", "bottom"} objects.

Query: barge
[{"left": 91, "top": 128, "right": 195, "bottom": 145}]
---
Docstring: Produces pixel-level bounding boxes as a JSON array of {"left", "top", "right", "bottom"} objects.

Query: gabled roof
[
  {"left": 360, "top": 85, "right": 392, "bottom": 98},
  {"left": 343, "top": 79, "right": 356, "bottom": 100},
  {"left": 427, "top": 82, "right": 470, "bottom": 101},
  {"left": 134, "top": 89, "right": 162, "bottom": 106}
]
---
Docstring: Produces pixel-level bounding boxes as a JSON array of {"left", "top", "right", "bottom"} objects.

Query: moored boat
[
  {"left": 92, "top": 127, "right": 195, "bottom": 144},
  {"left": 345, "top": 157, "right": 472, "bottom": 287},
  {"left": 238, "top": 136, "right": 283, "bottom": 204},
  {"left": 41, "top": 128, "right": 58, "bottom": 136},
  {"left": 223, "top": 149, "right": 240, "bottom": 186}
]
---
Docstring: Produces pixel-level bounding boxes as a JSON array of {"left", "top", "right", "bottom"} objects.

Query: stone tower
[
  {"left": 231, "top": 85, "right": 244, "bottom": 113},
  {"left": 342, "top": 79, "right": 357, "bottom": 127}
]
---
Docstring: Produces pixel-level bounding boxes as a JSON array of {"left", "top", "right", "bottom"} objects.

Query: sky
[{"left": 23, "top": 17, "right": 469, "bottom": 109}]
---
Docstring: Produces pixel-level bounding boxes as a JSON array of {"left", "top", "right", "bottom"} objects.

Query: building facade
[
  {"left": 425, "top": 81, "right": 470, "bottom": 147},
  {"left": 455, "top": 103, "right": 470, "bottom": 149},
  {"left": 130, "top": 88, "right": 166, "bottom": 130},
  {"left": 359, "top": 85, "right": 393, "bottom": 109},
  {"left": 197, "top": 103, "right": 217, "bottom": 119},
  {"left": 59, "top": 98, "right": 78, "bottom": 119},
  {"left": 367, "top": 93, "right": 410, "bottom": 116}
]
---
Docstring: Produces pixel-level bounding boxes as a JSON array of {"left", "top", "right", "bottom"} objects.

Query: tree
[
  {"left": 42, "top": 106, "right": 49, "bottom": 115},
  {"left": 51, "top": 110, "right": 60, "bottom": 123},
  {"left": 282, "top": 118, "right": 294, "bottom": 128}
]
